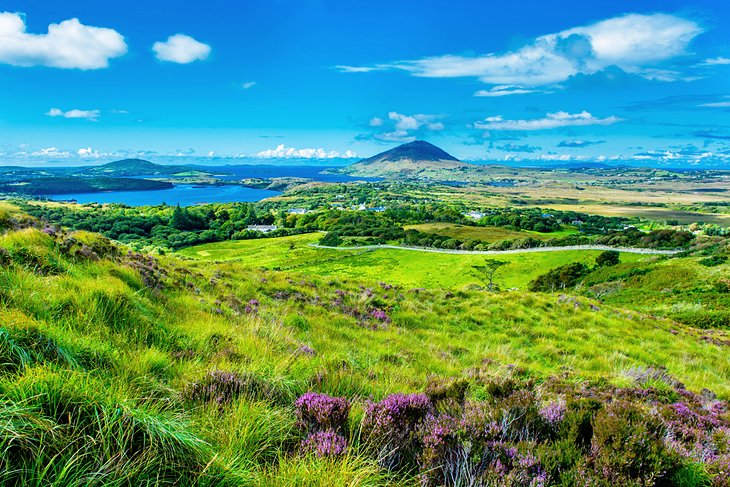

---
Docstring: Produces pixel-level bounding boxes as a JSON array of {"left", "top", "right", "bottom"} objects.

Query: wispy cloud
[
  {"left": 699, "top": 96, "right": 730, "bottom": 108},
  {"left": 557, "top": 139, "right": 606, "bottom": 148},
  {"left": 0, "top": 11, "right": 127, "bottom": 69},
  {"left": 334, "top": 65, "right": 382, "bottom": 73},
  {"left": 255, "top": 144, "right": 357, "bottom": 159},
  {"left": 338, "top": 13, "right": 703, "bottom": 87},
  {"left": 46, "top": 107, "right": 100, "bottom": 121},
  {"left": 153, "top": 34, "right": 211, "bottom": 64},
  {"left": 699, "top": 57, "right": 730, "bottom": 66},
  {"left": 474, "top": 111, "right": 621, "bottom": 131},
  {"left": 496, "top": 143, "right": 541, "bottom": 153},
  {"left": 474, "top": 85, "right": 542, "bottom": 97},
  {"left": 694, "top": 130, "right": 730, "bottom": 140},
  {"left": 242, "top": 81, "right": 256, "bottom": 89}
]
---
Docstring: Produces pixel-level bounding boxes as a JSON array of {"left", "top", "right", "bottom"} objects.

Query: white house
[{"left": 247, "top": 225, "right": 278, "bottom": 233}]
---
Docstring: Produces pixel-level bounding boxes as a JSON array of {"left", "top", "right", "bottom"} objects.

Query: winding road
[{"left": 309, "top": 243, "right": 681, "bottom": 256}]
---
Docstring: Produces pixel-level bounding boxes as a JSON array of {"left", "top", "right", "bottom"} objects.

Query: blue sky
[{"left": 0, "top": 0, "right": 729, "bottom": 166}]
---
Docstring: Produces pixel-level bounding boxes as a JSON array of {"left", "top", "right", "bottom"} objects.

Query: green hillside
[{"left": 0, "top": 205, "right": 728, "bottom": 485}]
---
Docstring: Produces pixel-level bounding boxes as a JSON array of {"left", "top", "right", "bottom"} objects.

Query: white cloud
[
  {"left": 242, "top": 81, "right": 256, "bottom": 89},
  {"left": 474, "top": 111, "right": 621, "bottom": 130},
  {"left": 700, "top": 57, "right": 730, "bottom": 66},
  {"left": 153, "top": 34, "right": 211, "bottom": 64},
  {"left": 0, "top": 11, "right": 127, "bottom": 69},
  {"left": 77, "top": 147, "right": 101, "bottom": 157},
  {"left": 46, "top": 107, "right": 100, "bottom": 121},
  {"left": 474, "top": 85, "right": 541, "bottom": 97},
  {"left": 255, "top": 144, "right": 357, "bottom": 159},
  {"left": 369, "top": 117, "right": 384, "bottom": 127},
  {"left": 343, "top": 13, "right": 702, "bottom": 86},
  {"left": 364, "top": 112, "right": 445, "bottom": 143},
  {"left": 700, "top": 96, "right": 730, "bottom": 108},
  {"left": 335, "top": 65, "right": 382, "bottom": 73},
  {"left": 30, "top": 147, "right": 72, "bottom": 158}
]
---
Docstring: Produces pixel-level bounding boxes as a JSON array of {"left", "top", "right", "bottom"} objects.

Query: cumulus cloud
[
  {"left": 153, "top": 34, "right": 211, "bottom": 64},
  {"left": 339, "top": 13, "right": 702, "bottom": 86},
  {"left": 474, "top": 85, "right": 541, "bottom": 97},
  {"left": 30, "top": 147, "right": 72, "bottom": 158},
  {"left": 0, "top": 11, "right": 127, "bottom": 69},
  {"left": 46, "top": 107, "right": 100, "bottom": 121},
  {"left": 242, "top": 81, "right": 256, "bottom": 89},
  {"left": 255, "top": 144, "right": 357, "bottom": 159},
  {"left": 361, "top": 111, "right": 445, "bottom": 143},
  {"left": 77, "top": 147, "right": 101, "bottom": 157},
  {"left": 557, "top": 139, "right": 606, "bottom": 148},
  {"left": 474, "top": 111, "right": 621, "bottom": 131}
]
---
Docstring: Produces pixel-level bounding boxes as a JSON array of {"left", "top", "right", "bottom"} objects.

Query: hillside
[
  {"left": 79, "top": 158, "right": 203, "bottom": 177},
  {"left": 0, "top": 176, "right": 173, "bottom": 195},
  {"left": 0, "top": 204, "right": 728, "bottom": 485},
  {"left": 338, "top": 141, "right": 477, "bottom": 179}
]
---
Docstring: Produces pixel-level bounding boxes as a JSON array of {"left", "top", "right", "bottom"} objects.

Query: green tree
[{"left": 471, "top": 259, "right": 508, "bottom": 292}]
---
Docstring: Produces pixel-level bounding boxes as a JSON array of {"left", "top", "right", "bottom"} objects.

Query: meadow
[
  {"left": 404, "top": 222, "right": 578, "bottom": 242},
  {"left": 178, "top": 233, "right": 647, "bottom": 290}
]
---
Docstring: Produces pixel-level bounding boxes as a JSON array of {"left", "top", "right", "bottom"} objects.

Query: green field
[
  {"left": 178, "top": 233, "right": 647, "bottom": 290},
  {"left": 404, "top": 222, "right": 577, "bottom": 242}
]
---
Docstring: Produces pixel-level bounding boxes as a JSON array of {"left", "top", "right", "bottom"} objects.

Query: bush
[
  {"left": 361, "top": 393, "right": 432, "bottom": 470},
  {"left": 294, "top": 393, "right": 350, "bottom": 458},
  {"left": 529, "top": 262, "right": 589, "bottom": 292},
  {"left": 587, "top": 402, "right": 676, "bottom": 485},
  {"left": 699, "top": 255, "right": 727, "bottom": 267},
  {"left": 596, "top": 250, "right": 620, "bottom": 267}
]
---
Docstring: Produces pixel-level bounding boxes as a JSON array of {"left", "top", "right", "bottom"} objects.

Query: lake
[
  {"left": 50, "top": 184, "right": 281, "bottom": 206},
  {"left": 47, "top": 164, "right": 378, "bottom": 206}
]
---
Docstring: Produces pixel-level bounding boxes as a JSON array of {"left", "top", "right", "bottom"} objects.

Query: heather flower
[
  {"left": 301, "top": 429, "right": 348, "bottom": 458},
  {"left": 295, "top": 392, "right": 350, "bottom": 434},
  {"left": 244, "top": 299, "right": 260, "bottom": 314},
  {"left": 538, "top": 400, "right": 566, "bottom": 427},
  {"left": 370, "top": 308, "right": 390, "bottom": 323},
  {"left": 297, "top": 344, "right": 316, "bottom": 356},
  {"left": 361, "top": 393, "right": 431, "bottom": 470}
]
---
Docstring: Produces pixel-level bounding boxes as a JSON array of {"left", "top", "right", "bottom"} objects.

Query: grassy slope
[
  {"left": 178, "top": 233, "right": 646, "bottom": 289},
  {"left": 1, "top": 219, "right": 728, "bottom": 484}
]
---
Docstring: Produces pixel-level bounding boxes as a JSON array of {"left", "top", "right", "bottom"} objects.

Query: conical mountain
[{"left": 342, "top": 140, "right": 471, "bottom": 178}]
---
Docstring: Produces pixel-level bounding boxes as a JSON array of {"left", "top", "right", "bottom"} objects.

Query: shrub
[
  {"left": 588, "top": 401, "right": 676, "bottom": 485},
  {"left": 301, "top": 429, "right": 348, "bottom": 458},
  {"left": 361, "top": 393, "right": 432, "bottom": 470},
  {"left": 699, "top": 255, "right": 727, "bottom": 267},
  {"left": 596, "top": 250, "right": 620, "bottom": 267},
  {"left": 294, "top": 392, "right": 350, "bottom": 436},
  {"left": 529, "top": 262, "right": 589, "bottom": 292},
  {"left": 294, "top": 393, "right": 350, "bottom": 459}
]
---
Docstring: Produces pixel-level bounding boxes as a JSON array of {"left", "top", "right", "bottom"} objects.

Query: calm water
[
  {"left": 50, "top": 184, "right": 281, "bottom": 206},
  {"left": 47, "top": 165, "right": 380, "bottom": 206}
]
